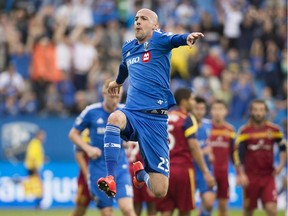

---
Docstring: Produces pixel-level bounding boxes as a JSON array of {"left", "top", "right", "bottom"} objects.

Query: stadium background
[{"left": 0, "top": 0, "right": 287, "bottom": 214}]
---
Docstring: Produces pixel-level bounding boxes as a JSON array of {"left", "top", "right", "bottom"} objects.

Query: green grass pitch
[{"left": 0, "top": 209, "right": 286, "bottom": 216}]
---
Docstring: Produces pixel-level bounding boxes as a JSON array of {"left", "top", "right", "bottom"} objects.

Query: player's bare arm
[
  {"left": 188, "top": 138, "right": 215, "bottom": 188},
  {"left": 187, "top": 32, "right": 204, "bottom": 48},
  {"left": 69, "top": 128, "right": 102, "bottom": 159}
]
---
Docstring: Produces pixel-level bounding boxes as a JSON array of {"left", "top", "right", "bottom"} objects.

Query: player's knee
[
  {"left": 119, "top": 205, "right": 135, "bottom": 216},
  {"left": 107, "top": 112, "right": 124, "bottom": 126},
  {"left": 153, "top": 186, "right": 168, "bottom": 198},
  {"left": 108, "top": 112, "right": 121, "bottom": 126}
]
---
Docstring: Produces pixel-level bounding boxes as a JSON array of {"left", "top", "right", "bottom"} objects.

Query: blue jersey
[
  {"left": 196, "top": 118, "right": 212, "bottom": 149},
  {"left": 73, "top": 102, "right": 128, "bottom": 172},
  {"left": 194, "top": 118, "right": 214, "bottom": 194},
  {"left": 121, "top": 30, "right": 188, "bottom": 110}
]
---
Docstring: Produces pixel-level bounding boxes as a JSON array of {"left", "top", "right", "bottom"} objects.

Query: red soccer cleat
[
  {"left": 97, "top": 175, "right": 116, "bottom": 197},
  {"left": 132, "top": 161, "right": 145, "bottom": 189}
]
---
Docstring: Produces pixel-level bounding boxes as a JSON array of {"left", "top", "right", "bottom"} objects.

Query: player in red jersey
[
  {"left": 156, "top": 88, "right": 215, "bottom": 216},
  {"left": 234, "top": 99, "right": 287, "bottom": 216},
  {"left": 71, "top": 129, "right": 92, "bottom": 216},
  {"left": 125, "top": 141, "right": 156, "bottom": 216},
  {"left": 208, "top": 100, "right": 235, "bottom": 216}
]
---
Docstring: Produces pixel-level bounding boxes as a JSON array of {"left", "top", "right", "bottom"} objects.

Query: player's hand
[
  {"left": 203, "top": 172, "right": 216, "bottom": 188},
  {"left": 238, "top": 173, "right": 249, "bottom": 187},
  {"left": 273, "top": 166, "right": 282, "bottom": 176},
  {"left": 107, "top": 81, "right": 122, "bottom": 96},
  {"left": 86, "top": 146, "right": 102, "bottom": 159},
  {"left": 187, "top": 32, "right": 204, "bottom": 48}
]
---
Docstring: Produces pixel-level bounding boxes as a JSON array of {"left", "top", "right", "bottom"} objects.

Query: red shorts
[
  {"left": 156, "top": 165, "right": 195, "bottom": 213},
  {"left": 75, "top": 171, "right": 91, "bottom": 207},
  {"left": 129, "top": 164, "right": 155, "bottom": 203},
  {"left": 244, "top": 174, "right": 277, "bottom": 210},
  {"left": 214, "top": 169, "right": 229, "bottom": 199}
]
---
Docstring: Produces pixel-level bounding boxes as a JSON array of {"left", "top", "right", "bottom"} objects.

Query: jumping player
[
  {"left": 234, "top": 99, "right": 287, "bottom": 216},
  {"left": 97, "top": 8, "right": 205, "bottom": 198},
  {"left": 193, "top": 97, "right": 216, "bottom": 216},
  {"left": 208, "top": 100, "right": 235, "bottom": 216},
  {"left": 156, "top": 88, "right": 215, "bottom": 216},
  {"left": 69, "top": 80, "right": 135, "bottom": 216}
]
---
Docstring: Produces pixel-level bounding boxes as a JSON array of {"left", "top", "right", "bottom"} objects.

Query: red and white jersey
[{"left": 208, "top": 122, "right": 235, "bottom": 172}]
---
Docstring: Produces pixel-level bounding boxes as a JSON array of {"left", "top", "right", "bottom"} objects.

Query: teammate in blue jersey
[
  {"left": 193, "top": 97, "right": 216, "bottom": 216},
  {"left": 68, "top": 80, "right": 136, "bottom": 216},
  {"left": 97, "top": 8, "right": 205, "bottom": 198}
]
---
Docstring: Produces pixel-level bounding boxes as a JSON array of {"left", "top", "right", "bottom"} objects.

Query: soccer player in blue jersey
[
  {"left": 97, "top": 8, "right": 205, "bottom": 198},
  {"left": 69, "top": 80, "right": 136, "bottom": 216},
  {"left": 193, "top": 97, "right": 216, "bottom": 216}
]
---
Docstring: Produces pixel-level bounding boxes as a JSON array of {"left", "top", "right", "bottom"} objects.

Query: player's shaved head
[{"left": 136, "top": 8, "right": 158, "bottom": 24}]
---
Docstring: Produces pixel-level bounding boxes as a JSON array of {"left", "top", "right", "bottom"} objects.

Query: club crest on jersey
[
  {"left": 144, "top": 41, "right": 149, "bottom": 51},
  {"left": 142, "top": 51, "right": 151, "bottom": 63}
]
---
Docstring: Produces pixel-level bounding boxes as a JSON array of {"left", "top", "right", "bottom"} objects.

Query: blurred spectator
[
  {"left": 203, "top": 46, "right": 225, "bottom": 77},
  {"left": 213, "top": 69, "right": 233, "bottom": 105},
  {"left": 199, "top": 12, "right": 223, "bottom": 46},
  {"left": 0, "top": 63, "right": 25, "bottom": 115},
  {"left": 42, "top": 83, "right": 66, "bottom": 116},
  {"left": 262, "top": 50, "right": 282, "bottom": 97},
  {"left": 0, "top": 0, "right": 285, "bottom": 123},
  {"left": 222, "top": 0, "right": 243, "bottom": 49},
  {"left": 71, "top": 27, "right": 98, "bottom": 91},
  {"left": 230, "top": 72, "right": 256, "bottom": 119},
  {"left": 9, "top": 43, "right": 31, "bottom": 80},
  {"left": 175, "top": 0, "right": 197, "bottom": 27}
]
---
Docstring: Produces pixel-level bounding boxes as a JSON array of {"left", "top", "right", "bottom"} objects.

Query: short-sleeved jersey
[
  {"left": 234, "top": 121, "right": 284, "bottom": 175},
  {"left": 122, "top": 30, "right": 188, "bottom": 110},
  {"left": 208, "top": 122, "right": 235, "bottom": 172},
  {"left": 195, "top": 118, "right": 212, "bottom": 167},
  {"left": 196, "top": 118, "right": 212, "bottom": 149},
  {"left": 73, "top": 102, "right": 128, "bottom": 172},
  {"left": 168, "top": 108, "right": 198, "bottom": 167}
]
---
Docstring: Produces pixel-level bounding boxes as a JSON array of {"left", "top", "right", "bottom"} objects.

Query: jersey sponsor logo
[
  {"left": 248, "top": 139, "right": 272, "bottom": 151},
  {"left": 127, "top": 56, "right": 140, "bottom": 67},
  {"left": 142, "top": 51, "right": 151, "bottom": 63},
  {"left": 208, "top": 136, "right": 229, "bottom": 148}
]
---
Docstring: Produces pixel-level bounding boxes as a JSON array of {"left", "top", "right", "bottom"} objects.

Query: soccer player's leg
[
  {"left": 136, "top": 113, "right": 170, "bottom": 198},
  {"left": 89, "top": 170, "right": 114, "bottom": 213},
  {"left": 215, "top": 170, "right": 229, "bottom": 216},
  {"left": 98, "top": 110, "right": 127, "bottom": 197},
  {"left": 195, "top": 166, "right": 215, "bottom": 216},
  {"left": 71, "top": 173, "right": 91, "bottom": 216},
  {"left": 262, "top": 176, "right": 277, "bottom": 216},
  {"left": 243, "top": 175, "right": 260, "bottom": 216}
]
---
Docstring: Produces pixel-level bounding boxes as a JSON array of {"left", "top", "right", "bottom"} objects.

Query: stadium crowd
[{"left": 0, "top": 0, "right": 286, "bottom": 124}]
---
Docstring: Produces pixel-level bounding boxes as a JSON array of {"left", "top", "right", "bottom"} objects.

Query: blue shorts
[
  {"left": 194, "top": 159, "right": 215, "bottom": 194},
  {"left": 88, "top": 162, "right": 133, "bottom": 209},
  {"left": 120, "top": 109, "right": 169, "bottom": 177}
]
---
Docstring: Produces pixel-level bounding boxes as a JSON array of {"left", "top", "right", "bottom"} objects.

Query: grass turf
[{"left": 0, "top": 209, "right": 286, "bottom": 216}]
